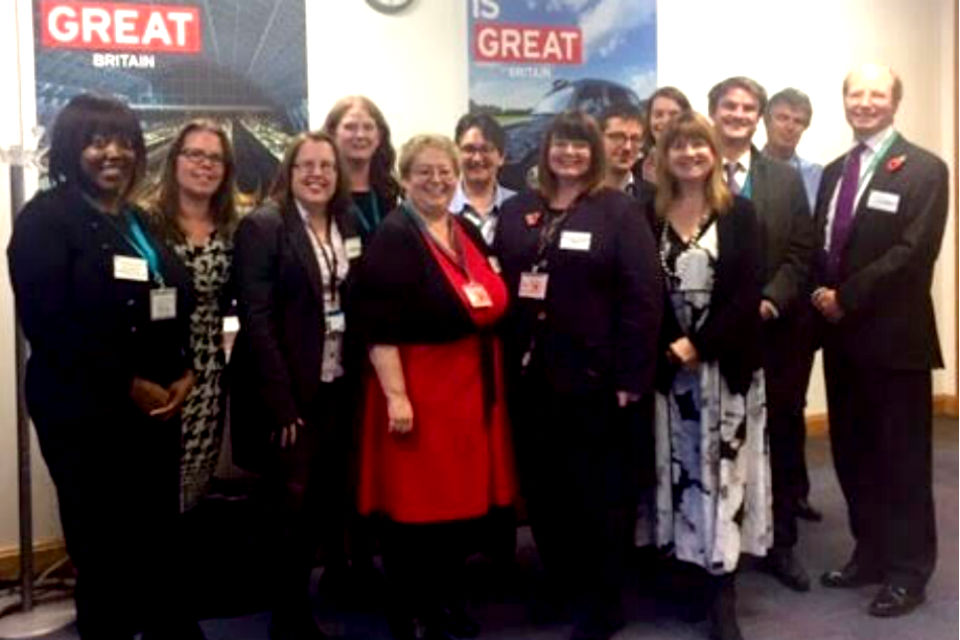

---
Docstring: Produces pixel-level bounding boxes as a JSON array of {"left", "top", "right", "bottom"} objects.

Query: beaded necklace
[{"left": 658, "top": 212, "right": 714, "bottom": 281}]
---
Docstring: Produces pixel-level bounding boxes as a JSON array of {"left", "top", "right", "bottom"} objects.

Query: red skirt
[{"left": 356, "top": 335, "right": 517, "bottom": 523}]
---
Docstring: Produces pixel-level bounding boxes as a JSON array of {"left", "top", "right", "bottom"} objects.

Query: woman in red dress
[{"left": 352, "top": 134, "right": 517, "bottom": 640}]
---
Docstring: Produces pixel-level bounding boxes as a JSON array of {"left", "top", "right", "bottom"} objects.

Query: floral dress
[
  {"left": 174, "top": 233, "right": 232, "bottom": 512},
  {"left": 653, "top": 217, "right": 772, "bottom": 574}
]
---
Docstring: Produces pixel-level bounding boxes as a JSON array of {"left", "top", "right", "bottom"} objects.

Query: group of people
[{"left": 6, "top": 61, "right": 947, "bottom": 640}]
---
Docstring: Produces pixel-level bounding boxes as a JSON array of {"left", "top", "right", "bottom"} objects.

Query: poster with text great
[
  {"left": 33, "top": 0, "right": 308, "bottom": 195},
  {"left": 468, "top": 0, "right": 656, "bottom": 190}
]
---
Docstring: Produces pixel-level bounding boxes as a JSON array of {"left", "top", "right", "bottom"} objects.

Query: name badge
[
  {"left": 463, "top": 282, "right": 493, "bottom": 308},
  {"left": 222, "top": 315, "right": 240, "bottom": 334},
  {"left": 559, "top": 230, "right": 591, "bottom": 251},
  {"left": 519, "top": 272, "right": 549, "bottom": 300},
  {"left": 150, "top": 288, "right": 177, "bottom": 321},
  {"left": 325, "top": 310, "right": 346, "bottom": 334},
  {"left": 487, "top": 255, "right": 502, "bottom": 274},
  {"left": 345, "top": 237, "right": 363, "bottom": 259},
  {"left": 114, "top": 255, "right": 148, "bottom": 282},
  {"left": 866, "top": 189, "right": 900, "bottom": 214}
]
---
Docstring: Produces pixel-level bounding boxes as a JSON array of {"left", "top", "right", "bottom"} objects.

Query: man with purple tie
[{"left": 813, "top": 63, "right": 948, "bottom": 618}]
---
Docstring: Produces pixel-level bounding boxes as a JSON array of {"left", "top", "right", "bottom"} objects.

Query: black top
[
  {"left": 350, "top": 190, "right": 394, "bottom": 242},
  {"left": 8, "top": 186, "right": 193, "bottom": 427},
  {"left": 649, "top": 195, "right": 763, "bottom": 395},
  {"left": 495, "top": 187, "right": 662, "bottom": 396},
  {"left": 351, "top": 204, "right": 493, "bottom": 346}
]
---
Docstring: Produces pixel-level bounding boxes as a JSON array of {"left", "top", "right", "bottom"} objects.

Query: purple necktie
[
  {"left": 724, "top": 162, "right": 741, "bottom": 195},
  {"left": 827, "top": 143, "right": 866, "bottom": 279}
]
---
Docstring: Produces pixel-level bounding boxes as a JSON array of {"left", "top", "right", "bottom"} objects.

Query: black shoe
[
  {"left": 795, "top": 499, "right": 823, "bottom": 522},
  {"left": 762, "top": 548, "right": 811, "bottom": 592},
  {"left": 438, "top": 606, "right": 480, "bottom": 639},
  {"left": 269, "top": 610, "right": 328, "bottom": 640},
  {"left": 820, "top": 561, "right": 883, "bottom": 589},
  {"left": 868, "top": 584, "right": 926, "bottom": 617}
]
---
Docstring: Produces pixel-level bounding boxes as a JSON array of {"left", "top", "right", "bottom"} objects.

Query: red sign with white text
[
  {"left": 473, "top": 21, "right": 582, "bottom": 65},
  {"left": 40, "top": 1, "right": 201, "bottom": 53}
]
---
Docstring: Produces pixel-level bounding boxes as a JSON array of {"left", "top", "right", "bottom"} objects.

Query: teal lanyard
[
  {"left": 353, "top": 191, "right": 382, "bottom": 235},
  {"left": 855, "top": 132, "right": 899, "bottom": 197},
  {"left": 118, "top": 209, "right": 165, "bottom": 286},
  {"left": 741, "top": 172, "right": 753, "bottom": 200}
]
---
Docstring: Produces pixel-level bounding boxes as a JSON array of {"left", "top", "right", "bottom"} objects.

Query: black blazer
[
  {"left": 229, "top": 200, "right": 363, "bottom": 470},
  {"left": 651, "top": 196, "right": 764, "bottom": 395},
  {"left": 812, "top": 133, "right": 947, "bottom": 370},
  {"left": 749, "top": 149, "right": 816, "bottom": 316},
  {"left": 7, "top": 186, "right": 193, "bottom": 434},
  {"left": 495, "top": 187, "right": 662, "bottom": 396}
]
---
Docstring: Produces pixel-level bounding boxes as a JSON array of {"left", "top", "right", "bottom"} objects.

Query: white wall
[{"left": 0, "top": 0, "right": 956, "bottom": 548}]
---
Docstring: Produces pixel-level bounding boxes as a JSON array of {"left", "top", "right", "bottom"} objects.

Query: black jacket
[
  {"left": 8, "top": 186, "right": 193, "bottom": 435},
  {"left": 495, "top": 187, "right": 662, "bottom": 396},
  {"left": 229, "top": 200, "right": 363, "bottom": 470},
  {"left": 651, "top": 196, "right": 764, "bottom": 395}
]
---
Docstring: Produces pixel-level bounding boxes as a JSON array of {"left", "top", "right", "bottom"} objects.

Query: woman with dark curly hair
[
  {"left": 140, "top": 118, "right": 238, "bottom": 512},
  {"left": 323, "top": 96, "right": 401, "bottom": 241}
]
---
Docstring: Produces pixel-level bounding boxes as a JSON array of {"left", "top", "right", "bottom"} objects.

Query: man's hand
[{"left": 812, "top": 287, "right": 845, "bottom": 322}]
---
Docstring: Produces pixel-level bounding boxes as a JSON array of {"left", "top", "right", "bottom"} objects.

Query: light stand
[{"left": 0, "top": 144, "right": 76, "bottom": 639}]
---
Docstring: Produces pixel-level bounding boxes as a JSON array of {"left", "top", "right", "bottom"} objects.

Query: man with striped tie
[{"left": 708, "top": 76, "right": 817, "bottom": 593}]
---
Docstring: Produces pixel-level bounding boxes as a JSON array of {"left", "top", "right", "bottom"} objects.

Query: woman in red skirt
[{"left": 351, "top": 134, "right": 517, "bottom": 640}]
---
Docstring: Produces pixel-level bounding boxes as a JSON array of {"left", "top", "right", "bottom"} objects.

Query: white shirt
[
  {"left": 724, "top": 149, "right": 752, "bottom": 193},
  {"left": 823, "top": 125, "right": 896, "bottom": 251},
  {"left": 296, "top": 200, "right": 349, "bottom": 382},
  {"left": 449, "top": 181, "right": 515, "bottom": 245}
]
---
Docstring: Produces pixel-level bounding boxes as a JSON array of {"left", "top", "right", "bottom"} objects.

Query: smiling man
[
  {"left": 598, "top": 103, "right": 645, "bottom": 196},
  {"left": 708, "top": 76, "right": 816, "bottom": 594},
  {"left": 812, "top": 64, "right": 948, "bottom": 618}
]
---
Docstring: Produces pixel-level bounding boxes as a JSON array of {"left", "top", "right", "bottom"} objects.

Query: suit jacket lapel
[
  {"left": 282, "top": 202, "right": 324, "bottom": 303},
  {"left": 847, "top": 134, "right": 909, "bottom": 237}
]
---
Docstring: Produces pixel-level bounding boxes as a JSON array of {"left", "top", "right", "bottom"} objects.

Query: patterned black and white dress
[
  {"left": 653, "top": 217, "right": 771, "bottom": 574},
  {"left": 174, "top": 233, "right": 232, "bottom": 512}
]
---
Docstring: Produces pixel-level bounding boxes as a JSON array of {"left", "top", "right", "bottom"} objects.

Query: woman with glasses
[
  {"left": 141, "top": 119, "right": 238, "bottom": 512},
  {"left": 229, "top": 131, "right": 363, "bottom": 640},
  {"left": 7, "top": 93, "right": 201, "bottom": 639},
  {"left": 352, "top": 134, "right": 516, "bottom": 640},
  {"left": 495, "top": 111, "right": 662, "bottom": 640}
]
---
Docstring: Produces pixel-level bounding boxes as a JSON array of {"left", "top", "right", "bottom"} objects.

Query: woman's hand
[
  {"left": 130, "top": 377, "right": 169, "bottom": 415},
  {"left": 668, "top": 337, "right": 699, "bottom": 370},
  {"left": 386, "top": 392, "right": 414, "bottom": 434},
  {"left": 149, "top": 370, "right": 197, "bottom": 421}
]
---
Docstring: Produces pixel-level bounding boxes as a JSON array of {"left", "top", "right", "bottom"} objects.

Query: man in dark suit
[
  {"left": 708, "top": 76, "right": 817, "bottom": 592},
  {"left": 813, "top": 63, "right": 948, "bottom": 617}
]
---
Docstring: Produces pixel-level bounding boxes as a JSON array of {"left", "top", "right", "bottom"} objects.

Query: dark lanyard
[
  {"left": 402, "top": 201, "right": 473, "bottom": 281},
  {"left": 102, "top": 207, "right": 165, "bottom": 286},
  {"left": 531, "top": 201, "right": 577, "bottom": 273},
  {"left": 304, "top": 219, "right": 340, "bottom": 306}
]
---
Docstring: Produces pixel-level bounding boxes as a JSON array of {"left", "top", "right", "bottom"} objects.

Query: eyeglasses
[
  {"left": 180, "top": 148, "right": 225, "bottom": 165},
  {"left": 293, "top": 160, "right": 337, "bottom": 175},
  {"left": 459, "top": 143, "right": 498, "bottom": 156},
  {"left": 604, "top": 132, "right": 643, "bottom": 147}
]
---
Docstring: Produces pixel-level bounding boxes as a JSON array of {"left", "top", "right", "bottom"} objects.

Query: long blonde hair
[{"left": 654, "top": 111, "right": 733, "bottom": 219}]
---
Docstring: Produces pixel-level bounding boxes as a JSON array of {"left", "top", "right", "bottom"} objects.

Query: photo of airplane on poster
[{"left": 467, "top": 0, "right": 657, "bottom": 190}]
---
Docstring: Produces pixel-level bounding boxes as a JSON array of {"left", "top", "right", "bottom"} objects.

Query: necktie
[
  {"left": 827, "top": 143, "right": 866, "bottom": 279},
  {"left": 724, "top": 162, "right": 741, "bottom": 195}
]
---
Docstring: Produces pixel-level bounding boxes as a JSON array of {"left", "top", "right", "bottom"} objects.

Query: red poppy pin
[
  {"left": 524, "top": 211, "right": 542, "bottom": 227},
  {"left": 886, "top": 154, "right": 906, "bottom": 173}
]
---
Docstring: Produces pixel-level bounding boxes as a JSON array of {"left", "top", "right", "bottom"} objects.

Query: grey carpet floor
[{"left": 32, "top": 418, "right": 960, "bottom": 640}]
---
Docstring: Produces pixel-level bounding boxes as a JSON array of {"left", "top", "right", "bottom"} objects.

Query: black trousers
[
  {"left": 823, "top": 349, "right": 937, "bottom": 590},
  {"left": 34, "top": 406, "right": 182, "bottom": 640},
  {"left": 265, "top": 379, "right": 350, "bottom": 616},
  {"left": 763, "top": 316, "right": 815, "bottom": 549},
  {"left": 511, "top": 379, "right": 643, "bottom": 629}
]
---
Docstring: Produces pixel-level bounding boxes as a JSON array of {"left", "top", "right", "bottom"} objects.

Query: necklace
[{"left": 658, "top": 213, "right": 713, "bottom": 281}]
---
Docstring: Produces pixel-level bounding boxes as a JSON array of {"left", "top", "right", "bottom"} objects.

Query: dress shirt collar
[
  {"left": 448, "top": 180, "right": 513, "bottom": 216},
  {"left": 855, "top": 125, "right": 896, "bottom": 154}
]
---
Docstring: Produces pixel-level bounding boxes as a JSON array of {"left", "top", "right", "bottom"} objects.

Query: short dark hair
[
  {"left": 766, "top": 88, "right": 813, "bottom": 124},
  {"left": 707, "top": 76, "right": 768, "bottom": 115},
  {"left": 48, "top": 93, "right": 146, "bottom": 196},
  {"left": 454, "top": 113, "right": 507, "bottom": 155},
  {"left": 536, "top": 111, "right": 605, "bottom": 199},
  {"left": 598, "top": 102, "right": 644, "bottom": 131}
]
